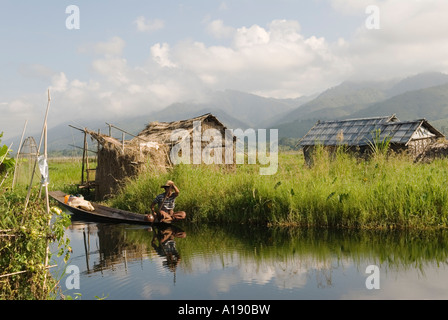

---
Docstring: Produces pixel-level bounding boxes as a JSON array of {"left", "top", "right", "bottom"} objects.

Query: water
[{"left": 51, "top": 216, "right": 448, "bottom": 300}]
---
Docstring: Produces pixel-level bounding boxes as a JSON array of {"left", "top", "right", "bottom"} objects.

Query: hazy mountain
[
  {"left": 386, "top": 72, "right": 448, "bottom": 97},
  {"left": 6, "top": 72, "right": 448, "bottom": 152},
  {"left": 271, "top": 118, "right": 319, "bottom": 139},
  {"left": 149, "top": 89, "right": 305, "bottom": 128},
  {"left": 349, "top": 82, "right": 448, "bottom": 121},
  {"left": 146, "top": 101, "right": 250, "bottom": 130},
  {"left": 273, "top": 72, "right": 448, "bottom": 138},
  {"left": 6, "top": 90, "right": 304, "bottom": 152},
  {"left": 274, "top": 81, "right": 388, "bottom": 126}
]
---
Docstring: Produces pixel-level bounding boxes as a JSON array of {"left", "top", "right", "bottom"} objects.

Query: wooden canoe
[{"left": 49, "top": 190, "right": 155, "bottom": 225}]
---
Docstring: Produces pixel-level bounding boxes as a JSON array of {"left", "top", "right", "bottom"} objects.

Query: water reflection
[
  {"left": 151, "top": 226, "right": 186, "bottom": 275},
  {"left": 69, "top": 219, "right": 186, "bottom": 278},
  {"left": 61, "top": 219, "right": 448, "bottom": 299}
]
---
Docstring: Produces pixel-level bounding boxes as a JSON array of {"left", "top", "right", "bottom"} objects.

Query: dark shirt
[{"left": 153, "top": 193, "right": 177, "bottom": 211}]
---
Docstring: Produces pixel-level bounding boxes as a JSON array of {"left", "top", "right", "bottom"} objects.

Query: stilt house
[
  {"left": 86, "top": 113, "right": 235, "bottom": 200},
  {"left": 298, "top": 115, "right": 444, "bottom": 165}
]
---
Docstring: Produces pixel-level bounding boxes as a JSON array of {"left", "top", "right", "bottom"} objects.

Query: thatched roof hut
[
  {"left": 298, "top": 115, "right": 444, "bottom": 165},
  {"left": 88, "top": 113, "right": 235, "bottom": 200}
]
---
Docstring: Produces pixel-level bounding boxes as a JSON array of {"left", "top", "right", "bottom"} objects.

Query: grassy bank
[{"left": 109, "top": 149, "right": 448, "bottom": 229}]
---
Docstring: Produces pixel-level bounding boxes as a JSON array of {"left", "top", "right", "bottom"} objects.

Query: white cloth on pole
[{"left": 38, "top": 155, "right": 49, "bottom": 186}]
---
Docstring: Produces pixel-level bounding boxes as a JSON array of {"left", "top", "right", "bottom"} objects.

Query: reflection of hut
[
  {"left": 298, "top": 115, "right": 444, "bottom": 165},
  {"left": 87, "top": 113, "right": 235, "bottom": 200}
]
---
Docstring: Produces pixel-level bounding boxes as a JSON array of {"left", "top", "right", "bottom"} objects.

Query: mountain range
[{"left": 5, "top": 71, "right": 448, "bottom": 153}]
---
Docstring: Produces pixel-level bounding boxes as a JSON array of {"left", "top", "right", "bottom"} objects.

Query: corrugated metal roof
[{"left": 299, "top": 115, "right": 444, "bottom": 147}]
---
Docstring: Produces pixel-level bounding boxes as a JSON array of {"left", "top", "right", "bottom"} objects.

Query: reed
[{"left": 109, "top": 149, "right": 448, "bottom": 230}]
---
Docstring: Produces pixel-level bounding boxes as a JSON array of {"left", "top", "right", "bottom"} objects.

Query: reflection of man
[
  {"left": 151, "top": 226, "right": 186, "bottom": 273},
  {"left": 147, "top": 180, "right": 186, "bottom": 223}
]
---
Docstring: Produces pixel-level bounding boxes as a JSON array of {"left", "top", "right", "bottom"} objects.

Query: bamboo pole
[
  {"left": 44, "top": 102, "right": 50, "bottom": 215},
  {"left": 81, "top": 131, "right": 86, "bottom": 185},
  {"left": 12, "top": 120, "right": 28, "bottom": 189},
  {"left": 42, "top": 89, "right": 51, "bottom": 291},
  {"left": 0, "top": 265, "right": 57, "bottom": 279},
  {"left": 85, "top": 137, "right": 90, "bottom": 183},
  {"left": 122, "top": 132, "right": 125, "bottom": 153},
  {"left": 0, "top": 171, "right": 9, "bottom": 189},
  {"left": 105, "top": 122, "right": 140, "bottom": 140},
  {"left": 24, "top": 90, "right": 51, "bottom": 212},
  {"left": 68, "top": 144, "right": 97, "bottom": 153}
]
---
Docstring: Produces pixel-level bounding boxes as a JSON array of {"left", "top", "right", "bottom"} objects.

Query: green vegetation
[
  {"left": 0, "top": 132, "right": 15, "bottom": 186},
  {"left": 1, "top": 139, "right": 73, "bottom": 300},
  {"left": 46, "top": 157, "right": 87, "bottom": 195},
  {"left": 366, "top": 128, "right": 392, "bottom": 157},
  {"left": 0, "top": 190, "right": 72, "bottom": 299},
  {"left": 109, "top": 148, "right": 448, "bottom": 230},
  {"left": 4, "top": 139, "right": 448, "bottom": 299}
]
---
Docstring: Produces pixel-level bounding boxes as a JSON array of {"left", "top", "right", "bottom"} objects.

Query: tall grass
[
  {"left": 109, "top": 148, "right": 448, "bottom": 230},
  {"left": 10, "top": 157, "right": 83, "bottom": 196},
  {"left": 47, "top": 157, "right": 86, "bottom": 195}
]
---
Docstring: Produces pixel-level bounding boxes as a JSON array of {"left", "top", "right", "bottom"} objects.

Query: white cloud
[
  {"left": 6, "top": 99, "right": 33, "bottom": 114},
  {"left": 268, "top": 19, "right": 302, "bottom": 43},
  {"left": 170, "top": 19, "right": 351, "bottom": 97},
  {"left": 134, "top": 16, "right": 165, "bottom": 33},
  {"left": 331, "top": 0, "right": 448, "bottom": 80},
  {"left": 97, "top": 2, "right": 447, "bottom": 101},
  {"left": 50, "top": 72, "right": 69, "bottom": 92},
  {"left": 150, "top": 43, "right": 177, "bottom": 68},
  {"left": 46, "top": 17, "right": 353, "bottom": 126},
  {"left": 91, "top": 57, "right": 130, "bottom": 86},
  {"left": 342, "top": 263, "right": 448, "bottom": 300},
  {"left": 6, "top": 2, "right": 448, "bottom": 140},
  {"left": 206, "top": 20, "right": 235, "bottom": 39},
  {"left": 234, "top": 24, "right": 270, "bottom": 48}
]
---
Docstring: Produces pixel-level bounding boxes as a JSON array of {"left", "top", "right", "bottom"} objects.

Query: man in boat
[{"left": 147, "top": 180, "right": 186, "bottom": 223}]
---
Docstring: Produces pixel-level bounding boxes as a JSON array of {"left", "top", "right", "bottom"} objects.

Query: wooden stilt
[{"left": 81, "top": 131, "right": 87, "bottom": 185}]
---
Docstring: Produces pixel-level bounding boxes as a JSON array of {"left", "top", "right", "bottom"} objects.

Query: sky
[{"left": 2, "top": 0, "right": 448, "bottom": 142}]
